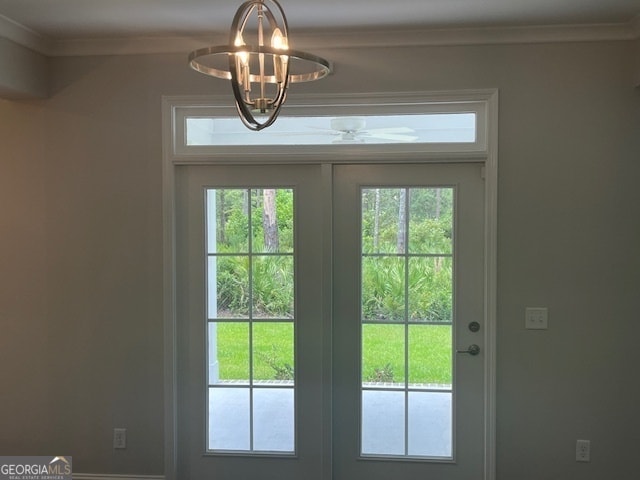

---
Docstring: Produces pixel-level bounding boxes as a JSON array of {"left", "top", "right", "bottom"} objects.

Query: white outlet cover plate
[
  {"left": 525, "top": 307, "right": 548, "bottom": 330},
  {"left": 113, "top": 428, "right": 127, "bottom": 449},
  {"left": 576, "top": 439, "right": 590, "bottom": 462}
]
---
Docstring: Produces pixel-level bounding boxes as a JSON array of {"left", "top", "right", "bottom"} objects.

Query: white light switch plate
[
  {"left": 525, "top": 307, "right": 548, "bottom": 329},
  {"left": 113, "top": 428, "right": 127, "bottom": 449}
]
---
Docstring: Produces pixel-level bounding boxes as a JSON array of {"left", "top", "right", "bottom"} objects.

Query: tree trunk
[
  {"left": 435, "top": 188, "right": 442, "bottom": 219},
  {"left": 217, "top": 190, "right": 226, "bottom": 244},
  {"left": 373, "top": 189, "right": 381, "bottom": 252},
  {"left": 397, "top": 189, "right": 406, "bottom": 254},
  {"left": 435, "top": 188, "right": 443, "bottom": 272},
  {"left": 263, "top": 189, "right": 279, "bottom": 251}
]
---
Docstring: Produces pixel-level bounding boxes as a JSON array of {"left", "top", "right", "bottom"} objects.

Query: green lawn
[
  {"left": 216, "top": 322, "right": 451, "bottom": 384},
  {"left": 362, "top": 323, "right": 451, "bottom": 384}
]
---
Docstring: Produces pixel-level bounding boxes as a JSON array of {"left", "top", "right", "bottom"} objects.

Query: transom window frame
[
  {"left": 162, "top": 89, "right": 499, "bottom": 480},
  {"left": 166, "top": 91, "right": 491, "bottom": 162}
]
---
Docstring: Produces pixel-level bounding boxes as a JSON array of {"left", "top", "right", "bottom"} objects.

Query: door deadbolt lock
[
  {"left": 468, "top": 321, "right": 480, "bottom": 332},
  {"left": 456, "top": 344, "right": 480, "bottom": 356}
]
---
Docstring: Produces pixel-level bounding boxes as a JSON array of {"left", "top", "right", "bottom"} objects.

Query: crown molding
[
  {"left": 1, "top": 14, "right": 639, "bottom": 57},
  {"left": 295, "top": 22, "right": 640, "bottom": 50},
  {"left": 0, "top": 13, "right": 52, "bottom": 54},
  {"left": 51, "top": 35, "right": 219, "bottom": 57}
]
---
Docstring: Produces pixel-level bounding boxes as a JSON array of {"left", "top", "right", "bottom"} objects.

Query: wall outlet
[
  {"left": 113, "top": 428, "right": 127, "bottom": 449},
  {"left": 525, "top": 307, "right": 548, "bottom": 330},
  {"left": 576, "top": 439, "right": 590, "bottom": 462}
]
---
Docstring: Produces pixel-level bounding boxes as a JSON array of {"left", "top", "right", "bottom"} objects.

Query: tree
[
  {"left": 397, "top": 189, "right": 406, "bottom": 254},
  {"left": 373, "top": 188, "right": 381, "bottom": 252},
  {"left": 263, "top": 188, "right": 279, "bottom": 251},
  {"left": 217, "top": 190, "right": 226, "bottom": 244}
]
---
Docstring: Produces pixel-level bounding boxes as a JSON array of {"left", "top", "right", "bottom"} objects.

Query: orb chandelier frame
[{"left": 188, "top": 0, "right": 332, "bottom": 131}]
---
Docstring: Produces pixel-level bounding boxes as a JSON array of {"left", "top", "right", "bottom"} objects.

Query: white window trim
[
  {"left": 161, "top": 89, "right": 498, "bottom": 480},
  {"left": 166, "top": 91, "right": 490, "bottom": 163}
]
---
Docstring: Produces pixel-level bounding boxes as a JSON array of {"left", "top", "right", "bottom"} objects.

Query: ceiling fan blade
[
  {"left": 366, "top": 127, "right": 416, "bottom": 135},
  {"left": 306, "top": 126, "right": 340, "bottom": 132},
  {"left": 364, "top": 133, "right": 419, "bottom": 142},
  {"left": 270, "top": 130, "right": 337, "bottom": 136}
]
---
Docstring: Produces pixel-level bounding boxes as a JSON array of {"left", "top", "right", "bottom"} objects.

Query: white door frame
[{"left": 161, "top": 90, "right": 498, "bottom": 480}]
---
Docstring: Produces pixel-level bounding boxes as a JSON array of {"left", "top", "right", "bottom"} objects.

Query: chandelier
[{"left": 188, "top": 0, "right": 332, "bottom": 131}]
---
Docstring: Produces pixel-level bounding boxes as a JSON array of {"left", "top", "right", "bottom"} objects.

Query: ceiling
[
  {"left": 0, "top": 0, "right": 638, "bottom": 57},
  {"left": 0, "top": 0, "right": 638, "bottom": 40}
]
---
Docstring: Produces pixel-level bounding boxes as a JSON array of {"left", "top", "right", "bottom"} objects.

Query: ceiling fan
[{"left": 312, "top": 117, "right": 418, "bottom": 144}]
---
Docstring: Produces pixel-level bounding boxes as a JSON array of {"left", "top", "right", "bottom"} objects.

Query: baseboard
[{"left": 73, "top": 474, "right": 164, "bottom": 480}]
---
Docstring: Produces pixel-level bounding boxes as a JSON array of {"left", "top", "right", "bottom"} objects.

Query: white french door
[
  {"left": 175, "top": 162, "right": 486, "bottom": 480},
  {"left": 176, "top": 165, "right": 326, "bottom": 480},
  {"left": 332, "top": 163, "right": 486, "bottom": 479}
]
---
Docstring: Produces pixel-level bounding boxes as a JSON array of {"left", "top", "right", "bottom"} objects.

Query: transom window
[
  {"left": 186, "top": 113, "right": 476, "bottom": 146},
  {"left": 169, "top": 93, "right": 488, "bottom": 157}
]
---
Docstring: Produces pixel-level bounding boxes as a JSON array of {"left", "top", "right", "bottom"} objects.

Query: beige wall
[
  {"left": 635, "top": 37, "right": 640, "bottom": 86},
  {"left": 0, "top": 37, "right": 49, "bottom": 98},
  {"left": 0, "top": 99, "right": 50, "bottom": 451},
  {"left": 1, "top": 39, "right": 639, "bottom": 478}
]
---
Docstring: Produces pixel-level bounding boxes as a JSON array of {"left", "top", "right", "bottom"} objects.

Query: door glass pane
[
  {"left": 208, "top": 189, "right": 249, "bottom": 254},
  {"left": 209, "top": 387, "right": 250, "bottom": 451},
  {"left": 211, "top": 255, "right": 249, "bottom": 319},
  {"left": 253, "top": 322, "right": 294, "bottom": 382},
  {"left": 360, "top": 187, "right": 454, "bottom": 458},
  {"left": 362, "top": 256, "right": 405, "bottom": 323},
  {"left": 362, "top": 324, "right": 405, "bottom": 387},
  {"left": 251, "top": 189, "right": 294, "bottom": 253},
  {"left": 252, "top": 255, "right": 294, "bottom": 319},
  {"left": 206, "top": 188, "right": 295, "bottom": 454},
  {"left": 361, "top": 390, "right": 405, "bottom": 455},
  {"left": 408, "top": 325, "right": 452, "bottom": 386},
  {"left": 408, "top": 188, "right": 453, "bottom": 254},
  {"left": 253, "top": 388, "right": 295, "bottom": 452},
  {"left": 361, "top": 188, "right": 404, "bottom": 254},
  {"left": 408, "top": 257, "right": 453, "bottom": 323},
  {"left": 407, "top": 392, "right": 452, "bottom": 457},
  {"left": 210, "top": 322, "right": 250, "bottom": 385}
]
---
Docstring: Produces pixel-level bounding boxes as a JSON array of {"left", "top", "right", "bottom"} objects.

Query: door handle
[{"left": 456, "top": 344, "right": 480, "bottom": 356}]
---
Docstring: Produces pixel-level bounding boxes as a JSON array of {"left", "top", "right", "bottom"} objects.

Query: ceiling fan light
[{"left": 331, "top": 117, "right": 367, "bottom": 132}]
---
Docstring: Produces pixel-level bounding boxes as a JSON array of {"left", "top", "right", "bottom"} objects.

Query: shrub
[{"left": 366, "top": 363, "right": 395, "bottom": 383}]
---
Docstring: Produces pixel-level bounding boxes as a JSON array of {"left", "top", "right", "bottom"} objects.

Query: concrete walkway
[{"left": 209, "top": 387, "right": 451, "bottom": 457}]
